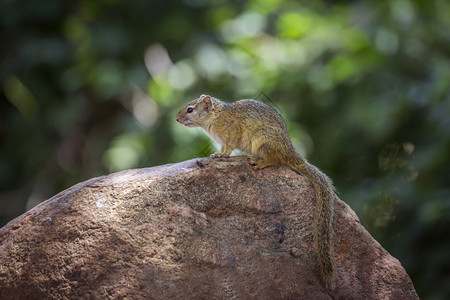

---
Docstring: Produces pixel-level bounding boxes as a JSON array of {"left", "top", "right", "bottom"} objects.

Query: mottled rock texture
[{"left": 0, "top": 157, "right": 418, "bottom": 299}]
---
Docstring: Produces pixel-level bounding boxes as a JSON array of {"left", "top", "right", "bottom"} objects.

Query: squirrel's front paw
[{"left": 210, "top": 153, "right": 230, "bottom": 159}]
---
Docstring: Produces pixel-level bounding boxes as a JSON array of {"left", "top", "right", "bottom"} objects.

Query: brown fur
[{"left": 176, "top": 94, "right": 337, "bottom": 289}]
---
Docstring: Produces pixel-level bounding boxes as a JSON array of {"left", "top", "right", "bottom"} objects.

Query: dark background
[{"left": 1, "top": 0, "right": 449, "bottom": 298}]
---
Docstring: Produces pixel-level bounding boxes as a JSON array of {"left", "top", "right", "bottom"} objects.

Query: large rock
[{"left": 0, "top": 157, "right": 418, "bottom": 299}]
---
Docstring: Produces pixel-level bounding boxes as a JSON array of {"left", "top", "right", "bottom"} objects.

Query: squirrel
[{"left": 176, "top": 94, "right": 337, "bottom": 290}]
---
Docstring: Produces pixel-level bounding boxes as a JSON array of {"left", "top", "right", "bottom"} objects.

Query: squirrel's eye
[{"left": 187, "top": 107, "right": 194, "bottom": 113}]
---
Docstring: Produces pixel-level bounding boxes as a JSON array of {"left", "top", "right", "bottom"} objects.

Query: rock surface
[{"left": 0, "top": 157, "right": 418, "bottom": 299}]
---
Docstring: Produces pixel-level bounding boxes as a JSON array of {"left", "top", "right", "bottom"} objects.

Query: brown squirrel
[{"left": 176, "top": 94, "right": 337, "bottom": 290}]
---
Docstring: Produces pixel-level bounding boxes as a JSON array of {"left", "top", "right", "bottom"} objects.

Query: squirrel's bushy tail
[{"left": 287, "top": 154, "right": 336, "bottom": 290}]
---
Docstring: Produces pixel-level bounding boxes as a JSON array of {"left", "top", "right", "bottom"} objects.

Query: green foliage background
[{"left": 1, "top": 0, "right": 449, "bottom": 298}]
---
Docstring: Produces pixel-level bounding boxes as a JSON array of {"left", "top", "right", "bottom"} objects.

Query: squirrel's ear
[{"left": 202, "top": 95, "right": 212, "bottom": 111}]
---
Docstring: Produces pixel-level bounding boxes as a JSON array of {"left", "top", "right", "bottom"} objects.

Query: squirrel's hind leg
[
  {"left": 248, "top": 156, "right": 280, "bottom": 169},
  {"left": 248, "top": 141, "right": 283, "bottom": 169}
]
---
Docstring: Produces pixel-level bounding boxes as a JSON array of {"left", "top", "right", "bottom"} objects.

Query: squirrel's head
[{"left": 176, "top": 94, "right": 217, "bottom": 127}]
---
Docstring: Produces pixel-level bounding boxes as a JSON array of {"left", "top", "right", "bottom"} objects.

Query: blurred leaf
[
  {"left": 4, "top": 76, "right": 39, "bottom": 120},
  {"left": 277, "top": 11, "right": 315, "bottom": 38}
]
